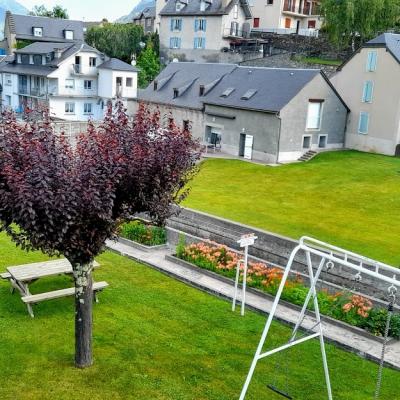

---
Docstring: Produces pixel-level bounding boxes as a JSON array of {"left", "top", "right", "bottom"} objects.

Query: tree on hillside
[
  {"left": 0, "top": 103, "right": 200, "bottom": 368},
  {"left": 136, "top": 42, "right": 161, "bottom": 88},
  {"left": 30, "top": 5, "right": 69, "bottom": 19},
  {"left": 86, "top": 23, "right": 145, "bottom": 64},
  {"left": 321, "top": 0, "right": 400, "bottom": 49}
]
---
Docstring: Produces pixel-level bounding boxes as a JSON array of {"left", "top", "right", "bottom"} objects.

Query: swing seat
[{"left": 267, "top": 384, "right": 293, "bottom": 399}]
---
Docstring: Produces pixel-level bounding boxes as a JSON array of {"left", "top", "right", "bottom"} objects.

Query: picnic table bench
[{"left": 1, "top": 259, "right": 108, "bottom": 317}]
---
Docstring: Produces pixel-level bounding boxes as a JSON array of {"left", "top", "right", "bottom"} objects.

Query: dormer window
[
  {"left": 33, "top": 27, "right": 43, "bottom": 37},
  {"left": 64, "top": 30, "right": 74, "bottom": 40},
  {"left": 176, "top": 1, "right": 184, "bottom": 11},
  {"left": 233, "top": 4, "right": 238, "bottom": 19},
  {"left": 154, "top": 81, "right": 158, "bottom": 90},
  {"left": 173, "top": 88, "right": 179, "bottom": 98}
]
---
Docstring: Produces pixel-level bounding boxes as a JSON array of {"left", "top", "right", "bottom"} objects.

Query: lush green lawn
[
  {"left": 295, "top": 56, "right": 342, "bottom": 66},
  {"left": 0, "top": 233, "right": 399, "bottom": 399},
  {"left": 184, "top": 151, "right": 400, "bottom": 266}
]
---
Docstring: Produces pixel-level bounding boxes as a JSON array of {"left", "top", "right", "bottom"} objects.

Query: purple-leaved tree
[{"left": 0, "top": 103, "right": 200, "bottom": 368}]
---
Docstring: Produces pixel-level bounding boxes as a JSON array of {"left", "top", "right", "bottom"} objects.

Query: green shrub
[{"left": 120, "top": 220, "right": 166, "bottom": 246}]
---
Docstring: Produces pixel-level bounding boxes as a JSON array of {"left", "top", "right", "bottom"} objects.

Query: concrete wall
[
  {"left": 204, "top": 103, "right": 280, "bottom": 162},
  {"left": 279, "top": 73, "right": 347, "bottom": 161},
  {"left": 331, "top": 47, "right": 400, "bottom": 156},
  {"left": 98, "top": 69, "right": 138, "bottom": 99},
  {"left": 128, "top": 99, "right": 205, "bottom": 139}
]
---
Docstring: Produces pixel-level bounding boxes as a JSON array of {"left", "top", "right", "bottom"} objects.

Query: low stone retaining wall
[
  {"left": 117, "top": 237, "right": 168, "bottom": 253},
  {"left": 166, "top": 207, "right": 399, "bottom": 304}
]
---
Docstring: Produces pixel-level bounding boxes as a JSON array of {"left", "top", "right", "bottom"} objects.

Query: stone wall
[{"left": 166, "top": 207, "right": 400, "bottom": 305}]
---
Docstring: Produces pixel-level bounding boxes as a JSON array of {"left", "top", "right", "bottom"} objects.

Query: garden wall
[{"left": 166, "top": 207, "right": 399, "bottom": 305}]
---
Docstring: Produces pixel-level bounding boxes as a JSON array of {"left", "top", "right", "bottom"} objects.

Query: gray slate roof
[
  {"left": 366, "top": 33, "right": 400, "bottom": 63},
  {"left": 160, "top": 0, "right": 252, "bottom": 18},
  {"left": 139, "top": 62, "right": 236, "bottom": 109},
  {"left": 134, "top": 7, "right": 156, "bottom": 20},
  {"left": 14, "top": 41, "right": 72, "bottom": 55},
  {"left": 98, "top": 58, "right": 138, "bottom": 72},
  {"left": 138, "top": 62, "right": 322, "bottom": 112},
  {"left": 8, "top": 13, "right": 85, "bottom": 42}
]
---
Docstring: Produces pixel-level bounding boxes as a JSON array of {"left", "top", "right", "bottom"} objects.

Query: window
[
  {"left": 5, "top": 74, "right": 12, "bottom": 86},
  {"left": 183, "top": 120, "right": 190, "bottom": 131},
  {"left": 306, "top": 100, "right": 323, "bottom": 130},
  {"left": 154, "top": 81, "right": 158, "bottom": 90},
  {"left": 33, "top": 55, "right": 42, "bottom": 65},
  {"left": 195, "top": 18, "right": 207, "bottom": 31},
  {"left": 170, "top": 18, "right": 182, "bottom": 31},
  {"left": 362, "top": 81, "right": 374, "bottom": 103},
  {"left": 267, "top": 0, "right": 273, "bottom": 4},
  {"left": 200, "top": 0, "right": 206, "bottom": 11},
  {"left": 20, "top": 54, "right": 29, "bottom": 64},
  {"left": 126, "top": 77, "right": 133, "bottom": 87},
  {"left": 199, "top": 85, "right": 205, "bottom": 96},
  {"left": 194, "top": 37, "right": 206, "bottom": 49},
  {"left": 233, "top": 4, "right": 238, "bottom": 19},
  {"left": 358, "top": 112, "right": 369, "bottom": 134},
  {"left": 89, "top": 57, "right": 97, "bottom": 67},
  {"left": 230, "top": 21, "right": 239, "bottom": 36},
  {"left": 308, "top": 20, "right": 316, "bottom": 29},
  {"left": 169, "top": 37, "right": 181, "bottom": 49},
  {"left": 65, "top": 102, "right": 75, "bottom": 114},
  {"left": 176, "top": 2, "right": 184, "bottom": 11},
  {"left": 146, "top": 18, "right": 152, "bottom": 27},
  {"left": 84, "top": 103, "right": 93, "bottom": 114},
  {"left": 173, "top": 88, "right": 179, "bottom": 98},
  {"left": 65, "top": 79, "right": 75, "bottom": 89},
  {"left": 33, "top": 27, "right": 43, "bottom": 37},
  {"left": 285, "top": 17, "right": 291, "bottom": 28},
  {"left": 64, "top": 30, "right": 74, "bottom": 40},
  {"left": 366, "top": 51, "right": 377, "bottom": 72},
  {"left": 253, "top": 18, "right": 260, "bottom": 28},
  {"left": 302, "top": 135, "right": 311, "bottom": 149},
  {"left": 84, "top": 80, "right": 93, "bottom": 90}
]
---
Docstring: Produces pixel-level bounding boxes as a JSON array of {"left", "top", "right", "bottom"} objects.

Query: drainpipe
[{"left": 275, "top": 112, "right": 282, "bottom": 164}]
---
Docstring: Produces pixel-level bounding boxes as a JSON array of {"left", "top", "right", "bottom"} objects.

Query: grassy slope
[
  {"left": 0, "top": 233, "right": 398, "bottom": 399},
  {"left": 183, "top": 151, "right": 400, "bottom": 265}
]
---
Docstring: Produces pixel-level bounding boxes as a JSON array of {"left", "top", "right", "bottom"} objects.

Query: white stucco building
[{"left": 0, "top": 41, "right": 138, "bottom": 121}]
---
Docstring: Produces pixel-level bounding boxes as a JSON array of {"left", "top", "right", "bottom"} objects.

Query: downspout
[{"left": 275, "top": 111, "right": 281, "bottom": 164}]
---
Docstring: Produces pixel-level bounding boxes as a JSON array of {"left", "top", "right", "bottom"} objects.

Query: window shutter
[
  {"left": 194, "top": 19, "right": 198, "bottom": 32},
  {"left": 177, "top": 38, "right": 181, "bottom": 48},
  {"left": 358, "top": 112, "right": 369, "bottom": 134},
  {"left": 363, "top": 81, "right": 373, "bottom": 102},
  {"left": 194, "top": 37, "right": 198, "bottom": 48},
  {"left": 204, "top": 19, "right": 207, "bottom": 31},
  {"left": 178, "top": 19, "right": 182, "bottom": 31},
  {"left": 366, "top": 51, "right": 377, "bottom": 71},
  {"left": 170, "top": 18, "right": 174, "bottom": 31},
  {"left": 202, "top": 38, "right": 206, "bottom": 49}
]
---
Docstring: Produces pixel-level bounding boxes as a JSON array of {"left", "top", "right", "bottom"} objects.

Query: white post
[
  {"left": 241, "top": 245, "right": 249, "bottom": 316},
  {"left": 232, "top": 258, "right": 242, "bottom": 312}
]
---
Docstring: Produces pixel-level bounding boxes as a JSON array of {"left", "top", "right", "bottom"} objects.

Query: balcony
[
  {"left": 18, "top": 85, "right": 46, "bottom": 98},
  {"left": 283, "top": 0, "right": 320, "bottom": 16},
  {"left": 71, "top": 64, "right": 98, "bottom": 77},
  {"left": 223, "top": 26, "right": 247, "bottom": 39}
]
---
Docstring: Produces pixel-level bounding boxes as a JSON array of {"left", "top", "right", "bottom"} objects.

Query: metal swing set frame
[{"left": 239, "top": 236, "right": 400, "bottom": 400}]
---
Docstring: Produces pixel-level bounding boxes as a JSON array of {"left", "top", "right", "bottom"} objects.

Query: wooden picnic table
[{"left": 1, "top": 259, "right": 108, "bottom": 318}]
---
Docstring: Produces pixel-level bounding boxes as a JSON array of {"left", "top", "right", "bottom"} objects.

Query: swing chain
[{"left": 374, "top": 286, "right": 397, "bottom": 400}]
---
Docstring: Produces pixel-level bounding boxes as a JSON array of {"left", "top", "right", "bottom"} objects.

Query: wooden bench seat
[
  {"left": 0, "top": 272, "right": 11, "bottom": 279},
  {"left": 22, "top": 281, "right": 109, "bottom": 304}
]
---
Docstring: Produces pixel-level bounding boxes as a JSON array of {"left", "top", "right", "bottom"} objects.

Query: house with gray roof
[
  {"left": 133, "top": 7, "right": 157, "bottom": 33},
  {"left": 3, "top": 12, "right": 85, "bottom": 54},
  {"left": 0, "top": 41, "right": 138, "bottom": 121},
  {"left": 331, "top": 32, "right": 400, "bottom": 157},
  {"left": 133, "top": 61, "right": 349, "bottom": 163},
  {"left": 159, "top": 0, "right": 253, "bottom": 63}
]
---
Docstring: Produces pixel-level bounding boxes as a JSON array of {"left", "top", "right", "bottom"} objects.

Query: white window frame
[
  {"left": 361, "top": 80, "right": 374, "bottom": 103},
  {"left": 83, "top": 103, "right": 93, "bottom": 114},
  {"left": 302, "top": 134, "right": 312, "bottom": 149},
  {"left": 306, "top": 100, "right": 323, "bottom": 131},
  {"left": 194, "top": 37, "right": 206, "bottom": 49},
  {"left": 126, "top": 77, "right": 133, "bottom": 87},
  {"left": 33, "top": 27, "right": 43, "bottom": 37},
  {"left": 65, "top": 102, "right": 75, "bottom": 114},
  {"left": 64, "top": 30, "right": 74, "bottom": 40},
  {"left": 65, "top": 79, "right": 75, "bottom": 89},
  {"left": 170, "top": 37, "right": 180, "bottom": 49},
  {"left": 198, "top": 18, "right": 206, "bottom": 31},
  {"left": 358, "top": 111, "right": 369, "bottom": 135},
  {"left": 89, "top": 57, "right": 97, "bottom": 67},
  {"left": 172, "top": 18, "right": 182, "bottom": 31},
  {"left": 233, "top": 4, "right": 239, "bottom": 19},
  {"left": 84, "top": 80, "right": 93, "bottom": 90}
]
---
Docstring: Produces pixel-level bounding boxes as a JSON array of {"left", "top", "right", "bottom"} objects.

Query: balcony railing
[
  {"left": 223, "top": 27, "right": 247, "bottom": 38},
  {"left": 283, "top": 0, "right": 320, "bottom": 16},
  {"left": 252, "top": 27, "right": 319, "bottom": 37},
  {"left": 72, "top": 64, "right": 82, "bottom": 74},
  {"left": 18, "top": 86, "right": 46, "bottom": 97}
]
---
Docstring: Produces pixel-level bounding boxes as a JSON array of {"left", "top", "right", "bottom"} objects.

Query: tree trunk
[{"left": 73, "top": 261, "right": 94, "bottom": 368}]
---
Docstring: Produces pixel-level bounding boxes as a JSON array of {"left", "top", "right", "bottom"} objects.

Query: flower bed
[
  {"left": 120, "top": 220, "right": 167, "bottom": 246},
  {"left": 176, "top": 239, "right": 400, "bottom": 339}
]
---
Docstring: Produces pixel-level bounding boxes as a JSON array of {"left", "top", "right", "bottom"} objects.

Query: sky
[{"left": 19, "top": 0, "right": 138, "bottom": 22}]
